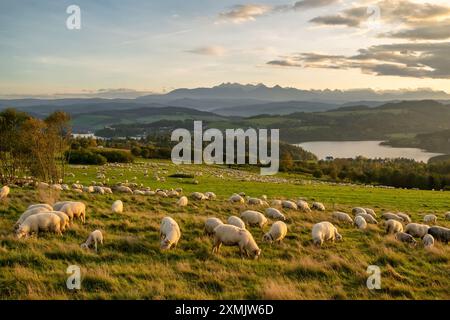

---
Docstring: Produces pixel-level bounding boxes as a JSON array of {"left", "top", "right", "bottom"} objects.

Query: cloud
[
  {"left": 266, "top": 42, "right": 450, "bottom": 79},
  {"left": 309, "top": 15, "right": 361, "bottom": 27},
  {"left": 383, "top": 20, "right": 450, "bottom": 40},
  {"left": 294, "top": 0, "right": 340, "bottom": 10},
  {"left": 218, "top": 4, "right": 272, "bottom": 23},
  {"left": 186, "top": 46, "right": 226, "bottom": 56}
]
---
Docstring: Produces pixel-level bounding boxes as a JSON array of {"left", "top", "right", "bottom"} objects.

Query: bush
[
  {"left": 95, "top": 150, "right": 134, "bottom": 163},
  {"left": 66, "top": 150, "right": 107, "bottom": 165}
]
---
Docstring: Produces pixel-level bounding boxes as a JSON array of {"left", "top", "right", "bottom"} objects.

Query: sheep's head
[
  {"left": 80, "top": 243, "right": 88, "bottom": 249},
  {"left": 252, "top": 249, "right": 261, "bottom": 260},
  {"left": 262, "top": 233, "right": 272, "bottom": 243},
  {"left": 336, "top": 233, "right": 343, "bottom": 241},
  {"left": 16, "top": 225, "right": 29, "bottom": 239},
  {"left": 160, "top": 239, "right": 172, "bottom": 250}
]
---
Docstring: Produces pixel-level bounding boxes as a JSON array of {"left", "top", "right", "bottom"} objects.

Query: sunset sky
[{"left": 1, "top": 0, "right": 450, "bottom": 97}]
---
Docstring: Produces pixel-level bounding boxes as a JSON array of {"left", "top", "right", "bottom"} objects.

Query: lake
[{"left": 297, "top": 141, "right": 443, "bottom": 163}]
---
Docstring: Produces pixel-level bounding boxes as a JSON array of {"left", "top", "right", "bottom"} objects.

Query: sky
[{"left": 1, "top": 0, "right": 450, "bottom": 98}]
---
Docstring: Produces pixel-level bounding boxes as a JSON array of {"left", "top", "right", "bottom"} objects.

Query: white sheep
[
  {"left": 282, "top": 200, "right": 297, "bottom": 210},
  {"left": 205, "top": 192, "right": 216, "bottom": 200},
  {"left": 312, "top": 202, "right": 325, "bottom": 211},
  {"left": 227, "top": 216, "right": 246, "bottom": 229},
  {"left": 116, "top": 186, "right": 133, "bottom": 194},
  {"left": 0, "top": 185, "right": 10, "bottom": 200},
  {"left": 382, "top": 212, "right": 404, "bottom": 222},
  {"left": 248, "top": 197, "right": 264, "bottom": 205},
  {"left": 191, "top": 192, "right": 206, "bottom": 201},
  {"left": 112, "top": 200, "right": 123, "bottom": 214},
  {"left": 28, "top": 203, "right": 53, "bottom": 211},
  {"left": 263, "top": 221, "right": 287, "bottom": 243},
  {"left": 204, "top": 217, "right": 223, "bottom": 235},
  {"left": 352, "top": 207, "right": 366, "bottom": 215},
  {"left": 445, "top": 212, "right": 450, "bottom": 221},
  {"left": 354, "top": 215, "right": 367, "bottom": 230},
  {"left": 312, "top": 221, "right": 342, "bottom": 246},
  {"left": 160, "top": 217, "right": 181, "bottom": 250},
  {"left": 50, "top": 211, "right": 70, "bottom": 232},
  {"left": 81, "top": 230, "right": 103, "bottom": 252},
  {"left": 355, "top": 212, "right": 378, "bottom": 224},
  {"left": 52, "top": 201, "right": 72, "bottom": 211},
  {"left": 177, "top": 196, "right": 188, "bottom": 207},
  {"left": 364, "top": 208, "right": 377, "bottom": 218},
  {"left": 229, "top": 194, "right": 245, "bottom": 204},
  {"left": 297, "top": 200, "right": 311, "bottom": 212},
  {"left": 423, "top": 214, "right": 437, "bottom": 224},
  {"left": 271, "top": 200, "right": 282, "bottom": 207},
  {"left": 61, "top": 202, "right": 86, "bottom": 223},
  {"left": 16, "top": 212, "right": 62, "bottom": 238},
  {"left": 385, "top": 219, "right": 403, "bottom": 234},
  {"left": 395, "top": 232, "right": 417, "bottom": 246},
  {"left": 332, "top": 211, "right": 353, "bottom": 224},
  {"left": 15, "top": 207, "right": 51, "bottom": 229},
  {"left": 422, "top": 234, "right": 434, "bottom": 248},
  {"left": 397, "top": 212, "right": 411, "bottom": 223},
  {"left": 240, "top": 210, "right": 268, "bottom": 228},
  {"left": 212, "top": 224, "right": 261, "bottom": 259},
  {"left": 265, "top": 208, "right": 286, "bottom": 221},
  {"left": 405, "top": 223, "right": 430, "bottom": 238}
]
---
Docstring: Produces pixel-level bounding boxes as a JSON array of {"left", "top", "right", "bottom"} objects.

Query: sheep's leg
[{"left": 94, "top": 240, "right": 98, "bottom": 253}]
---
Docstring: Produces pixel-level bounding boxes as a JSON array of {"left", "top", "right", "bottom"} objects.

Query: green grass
[{"left": 0, "top": 159, "right": 449, "bottom": 299}]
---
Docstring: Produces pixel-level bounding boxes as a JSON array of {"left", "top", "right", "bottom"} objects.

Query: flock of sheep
[{"left": 3, "top": 183, "right": 449, "bottom": 259}]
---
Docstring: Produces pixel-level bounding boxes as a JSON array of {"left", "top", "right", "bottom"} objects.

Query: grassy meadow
[{"left": 0, "top": 159, "right": 449, "bottom": 300}]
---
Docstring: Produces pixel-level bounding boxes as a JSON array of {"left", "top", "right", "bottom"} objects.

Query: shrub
[
  {"left": 95, "top": 150, "right": 134, "bottom": 163},
  {"left": 66, "top": 150, "right": 107, "bottom": 165}
]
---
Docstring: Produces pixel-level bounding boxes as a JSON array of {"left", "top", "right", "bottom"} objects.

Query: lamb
[
  {"left": 204, "top": 217, "right": 223, "bottom": 235},
  {"left": 395, "top": 232, "right": 417, "bottom": 246},
  {"left": 241, "top": 210, "right": 268, "bottom": 228},
  {"left": 382, "top": 212, "right": 404, "bottom": 222},
  {"left": 16, "top": 212, "right": 62, "bottom": 238},
  {"left": 312, "top": 202, "right": 325, "bottom": 211},
  {"left": 385, "top": 219, "right": 403, "bottom": 234},
  {"left": 312, "top": 221, "right": 342, "bottom": 246},
  {"left": 263, "top": 221, "right": 287, "bottom": 243},
  {"left": 265, "top": 208, "right": 286, "bottom": 221},
  {"left": 160, "top": 217, "right": 181, "bottom": 250},
  {"left": 352, "top": 207, "right": 366, "bottom": 215},
  {"left": 81, "top": 230, "right": 103, "bottom": 252},
  {"left": 422, "top": 234, "right": 435, "bottom": 248},
  {"left": 205, "top": 192, "right": 216, "bottom": 200},
  {"left": 28, "top": 203, "right": 53, "bottom": 211},
  {"left": 0, "top": 185, "right": 10, "bottom": 200},
  {"left": 423, "top": 214, "right": 437, "bottom": 224},
  {"left": 297, "top": 200, "right": 311, "bottom": 212},
  {"left": 332, "top": 211, "right": 353, "bottom": 224},
  {"left": 177, "top": 196, "right": 188, "bottom": 207},
  {"left": 61, "top": 202, "right": 86, "bottom": 223},
  {"left": 396, "top": 212, "right": 412, "bottom": 223},
  {"left": 405, "top": 223, "right": 430, "bottom": 238},
  {"left": 354, "top": 215, "right": 367, "bottom": 230},
  {"left": 14, "top": 207, "right": 51, "bottom": 230},
  {"left": 227, "top": 216, "right": 246, "bottom": 229},
  {"left": 212, "top": 224, "right": 261, "bottom": 259},
  {"left": 282, "top": 200, "right": 297, "bottom": 210},
  {"left": 229, "top": 194, "right": 245, "bottom": 204},
  {"left": 191, "top": 192, "right": 206, "bottom": 201},
  {"left": 112, "top": 200, "right": 123, "bottom": 214},
  {"left": 355, "top": 212, "right": 378, "bottom": 224},
  {"left": 427, "top": 226, "right": 450, "bottom": 244},
  {"left": 364, "top": 208, "right": 377, "bottom": 218}
]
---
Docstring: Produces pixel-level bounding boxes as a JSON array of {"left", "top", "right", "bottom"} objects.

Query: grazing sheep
[
  {"left": 382, "top": 212, "right": 404, "bottom": 222},
  {"left": 312, "top": 202, "right": 325, "bottom": 211},
  {"left": 423, "top": 234, "right": 435, "bottom": 248},
  {"left": 297, "top": 200, "right": 311, "bottom": 212},
  {"left": 204, "top": 217, "right": 223, "bottom": 235},
  {"left": 271, "top": 200, "right": 282, "bottom": 207},
  {"left": 191, "top": 192, "right": 206, "bottom": 201},
  {"left": 364, "top": 208, "right": 377, "bottom": 218},
  {"left": 265, "top": 208, "right": 286, "bottom": 221},
  {"left": 427, "top": 226, "right": 450, "bottom": 244},
  {"left": 332, "top": 211, "right": 353, "bottom": 224},
  {"left": 445, "top": 212, "right": 450, "bottom": 221},
  {"left": 93, "top": 186, "right": 105, "bottom": 195},
  {"left": 156, "top": 190, "right": 168, "bottom": 197},
  {"left": 112, "top": 200, "right": 123, "bottom": 214},
  {"left": 205, "top": 192, "right": 216, "bottom": 200},
  {"left": 263, "top": 221, "right": 287, "bottom": 243},
  {"left": 241, "top": 210, "right": 268, "bottom": 228},
  {"left": 81, "top": 230, "right": 103, "bottom": 252},
  {"left": 227, "top": 216, "right": 246, "bottom": 229},
  {"left": 49, "top": 211, "right": 70, "bottom": 232},
  {"left": 103, "top": 187, "right": 113, "bottom": 194},
  {"left": 356, "top": 212, "right": 378, "bottom": 224},
  {"left": 61, "top": 202, "right": 86, "bottom": 223},
  {"left": 167, "top": 190, "right": 179, "bottom": 198},
  {"left": 282, "top": 200, "right": 297, "bottom": 210},
  {"left": 28, "top": 203, "right": 53, "bottom": 211},
  {"left": 177, "top": 196, "right": 188, "bottom": 207},
  {"left": 397, "top": 212, "right": 412, "bottom": 223},
  {"left": 52, "top": 201, "right": 72, "bottom": 212},
  {"left": 14, "top": 207, "right": 51, "bottom": 230},
  {"left": 212, "top": 224, "right": 261, "bottom": 259},
  {"left": 423, "top": 214, "right": 437, "bottom": 224},
  {"left": 385, "top": 219, "right": 403, "bottom": 234},
  {"left": 115, "top": 186, "right": 133, "bottom": 194},
  {"left": 0, "top": 185, "right": 10, "bottom": 200},
  {"left": 16, "top": 212, "right": 62, "bottom": 238},
  {"left": 405, "top": 223, "right": 430, "bottom": 238},
  {"left": 352, "top": 207, "right": 367, "bottom": 215},
  {"left": 229, "top": 194, "right": 245, "bottom": 204},
  {"left": 160, "top": 217, "right": 181, "bottom": 250},
  {"left": 354, "top": 215, "right": 367, "bottom": 230},
  {"left": 248, "top": 197, "right": 264, "bottom": 206},
  {"left": 312, "top": 221, "right": 342, "bottom": 246},
  {"left": 395, "top": 232, "right": 417, "bottom": 246}
]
